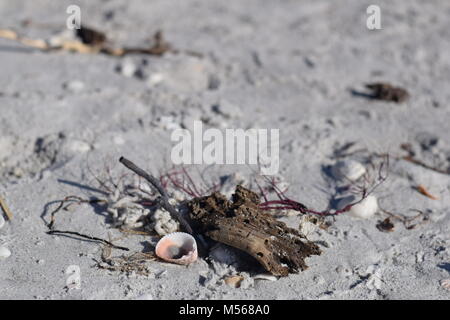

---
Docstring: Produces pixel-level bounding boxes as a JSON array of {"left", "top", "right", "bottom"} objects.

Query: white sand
[{"left": 0, "top": 0, "right": 449, "bottom": 299}]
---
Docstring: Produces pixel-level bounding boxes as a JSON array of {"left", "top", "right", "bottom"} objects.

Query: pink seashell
[{"left": 155, "top": 232, "right": 198, "bottom": 265}]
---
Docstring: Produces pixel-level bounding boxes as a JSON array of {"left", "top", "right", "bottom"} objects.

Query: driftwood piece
[
  {"left": 76, "top": 26, "right": 107, "bottom": 46},
  {"left": 188, "top": 185, "right": 321, "bottom": 276},
  {"left": 0, "top": 27, "right": 181, "bottom": 57},
  {"left": 365, "top": 83, "right": 409, "bottom": 103}
]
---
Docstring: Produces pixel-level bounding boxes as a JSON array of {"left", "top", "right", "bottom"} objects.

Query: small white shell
[
  {"left": 441, "top": 279, "right": 450, "bottom": 290},
  {"left": 0, "top": 246, "right": 11, "bottom": 259},
  {"left": 155, "top": 232, "right": 197, "bottom": 265},
  {"left": 332, "top": 160, "right": 366, "bottom": 181},
  {"left": 0, "top": 215, "right": 5, "bottom": 229},
  {"left": 350, "top": 195, "right": 378, "bottom": 219},
  {"left": 253, "top": 273, "right": 278, "bottom": 281},
  {"left": 337, "top": 195, "right": 378, "bottom": 219}
]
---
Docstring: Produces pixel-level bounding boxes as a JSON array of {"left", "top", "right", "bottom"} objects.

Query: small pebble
[
  {"left": 0, "top": 215, "right": 5, "bottom": 229},
  {"left": 12, "top": 167, "right": 23, "bottom": 178},
  {"left": 0, "top": 246, "right": 11, "bottom": 259},
  {"left": 147, "top": 73, "right": 164, "bottom": 86},
  {"left": 63, "top": 80, "right": 85, "bottom": 93},
  {"left": 67, "top": 140, "right": 91, "bottom": 153},
  {"left": 118, "top": 59, "right": 137, "bottom": 77},
  {"left": 337, "top": 195, "right": 378, "bottom": 219}
]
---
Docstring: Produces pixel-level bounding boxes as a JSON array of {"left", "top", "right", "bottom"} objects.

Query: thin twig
[
  {"left": 119, "top": 157, "right": 211, "bottom": 253},
  {"left": 260, "top": 154, "right": 389, "bottom": 217},
  {"left": 182, "top": 167, "right": 202, "bottom": 197},
  {"left": 119, "top": 228, "right": 151, "bottom": 236},
  {"left": 380, "top": 207, "right": 428, "bottom": 230},
  {"left": 402, "top": 156, "right": 449, "bottom": 175},
  {"left": 47, "top": 230, "right": 129, "bottom": 251},
  {"left": 44, "top": 196, "right": 127, "bottom": 251},
  {"left": 166, "top": 170, "right": 198, "bottom": 198},
  {"left": 414, "top": 185, "right": 439, "bottom": 200},
  {"left": 119, "top": 157, "right": 193, "bottom": 234},
  {"left": 255, "top": 180, "right": 269, "bottom": 203},
  {"left": 374, "top": 152, "right": 449, "bottom": 175},
  {"left": 0, "top": 195, "right": 13, "bottom": 220},
  {"left": 47, "top": 196, "right": 105, "bottom": 230},
  {"left": 0, "top": 28, "right": 202, "bottom": 58}
]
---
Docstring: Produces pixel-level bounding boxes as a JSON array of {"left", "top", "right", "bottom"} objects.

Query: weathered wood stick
[
  {"left": 119, "top": 157, "right": 193, "bottom": 234},
  {"left": 188, "top": 185, "right": 321, "bottom": 276},
  {"left": 47, "top": 229, "right": 129, "bottom": 251}
]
